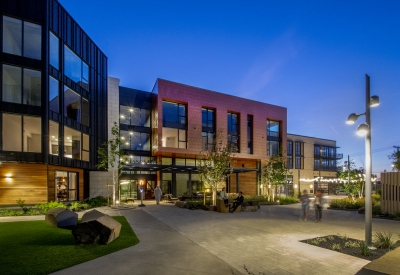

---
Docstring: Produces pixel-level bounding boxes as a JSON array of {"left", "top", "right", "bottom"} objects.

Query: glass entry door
[{"left": 120, "top": 180, "right": 138, "bottom": 201}]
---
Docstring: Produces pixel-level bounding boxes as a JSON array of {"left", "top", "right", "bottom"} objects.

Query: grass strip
[{"left": 0, "top": 216, "right": 139, "bottom": 275}]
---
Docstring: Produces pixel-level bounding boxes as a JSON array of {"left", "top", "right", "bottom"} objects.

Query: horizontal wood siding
[{"left": 0, "top": 163, "right": 47, "bottom": 205}]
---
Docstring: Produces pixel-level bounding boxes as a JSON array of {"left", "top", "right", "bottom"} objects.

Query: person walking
[
  {"left": 154, "top": 185, "right": 162, "bottom": 205},
  {"left": 314, "top": 189, "right": 323, "bottom": 222},
  {"left": 300, "top": 190, "right": 310, "bottom": 221}
]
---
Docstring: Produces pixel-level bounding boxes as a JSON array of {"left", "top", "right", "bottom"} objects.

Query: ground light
[{"left": 346, "top": 74, "right": 379, "bottom": 246}]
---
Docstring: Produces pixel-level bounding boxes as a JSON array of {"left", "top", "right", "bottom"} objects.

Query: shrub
[
  {"left": 372, "top": 193, "right": 381, "bottom": 204},
  {"left": 307, "top": 239, "right": 321, "bottom": 246},
  {"left": 87, "top": 196, "right": 109, "bottom": 207},
  {"left": 16, "top": 199, "right": 30, "bottom": 214},
  {"left": 344, "top": 241, "right": 360, "bottom": 248},
  {"left": 186, "top": 200, "right": 204, "bottom": 209},
  {"left": 0, "top": 209, "right": 23, "bottom": 216},
  {"left": 372, "top": 201, "right": 381, "bottom": 215},
  {"left": 275, "top": 196, "right": 298, "bottom": 205},
  {"left": 373, "top": 231, "right": 394, "bottom": 249},
  {"left": 337, "top": 234, "right": 347, "bottom": 240},
  {"left": 69, "top": 202, "right": 90, "bottom": 212},
  {"left": 360, "top": 241, "right": 371, "bottom": 256},
  {"left": 35, "top": 201, "right": 67, "bottom": 214},
  {"left": 331, "top": 243, "right": 342, "bottom": 251},
  {"left": 25, "top": 209, "right": 42, "bottom": 215},
  {"left": 329, "top": 198, "right": 365, "bottom": 209}
]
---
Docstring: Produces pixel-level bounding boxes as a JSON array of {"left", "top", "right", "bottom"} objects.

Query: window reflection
[
  {"left": 64, "top": 45, "right": 89, "bottom": 90},
  {"left": 64, "top": 86, "right": 81, "bottom": 122},
  {"left": 49, "top": 76, "right": 59, "bottom": 113},
  {"left": 3, "top": 16, "right": 22, "bottom": 56},
  {"left": 23, "top": 21, "right": 41, "bottom": 60},
  {"left": 119, "top": 105, "right": 150, "bottom": 127},
  {"left": 23, "top": 69, "right": 41, "bottom": 106},
  {"left": 2, "top": 65, "right": 21, "bottom": 103},
  {"left": 49, "top": 32, "right": 59, "bottom": 69},
  {"left": 64, "top": 126, "right": 81, "bottom": 159},
  {"left": 49, "top": 120, "right": 59, "bottom": 156}
]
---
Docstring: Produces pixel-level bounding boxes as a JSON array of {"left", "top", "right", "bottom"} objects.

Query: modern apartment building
[
  {"left": 287, "top": 134, "right": 340, "bottom": 195},
  {"left": 0, "top": 0, "right": 108, "bottom": 205}
]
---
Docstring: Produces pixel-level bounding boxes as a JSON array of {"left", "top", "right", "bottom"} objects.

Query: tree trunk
[{"left": 212, "top": 189, "right": 217, "bottom": 205}]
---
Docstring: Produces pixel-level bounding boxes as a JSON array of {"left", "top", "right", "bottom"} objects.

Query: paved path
[{"left": 2, "top": 202, "right": 400, "bottom": 274}]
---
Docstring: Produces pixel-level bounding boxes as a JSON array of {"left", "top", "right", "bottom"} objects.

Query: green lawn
[{"left": 0, "top": 216, "right": 139, "bottom": 275}]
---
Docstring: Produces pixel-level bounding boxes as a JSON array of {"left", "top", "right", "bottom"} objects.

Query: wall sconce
[
  {"left": 5, "top": 174, "right": 12, "bottom": 182},
  {"left": 310, "top": 184, "right": 313, "bottom": 189},
  {"left": 260, "top": 184, "right": 263, "bottom": 189},
  {"left": 294, "top": 184, "right": 298, "bottom": 188}
]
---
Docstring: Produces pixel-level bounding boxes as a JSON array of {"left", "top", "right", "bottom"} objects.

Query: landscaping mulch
[{"left": 301, "top": 235, "right": 400, "bottom": 261}]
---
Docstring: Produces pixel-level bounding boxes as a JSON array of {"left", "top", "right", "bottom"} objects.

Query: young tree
[
  {"left": 197, "top": 134, "right": 235, "bottom": 205},
  {"left": 97, "top": 122, "right": 125, "bottom": 206},
  {"left": 338, "top": 160, "right": 363, "bottom": 200},
  {"left": 262, "top": 151, "right": 290, "bottom": 202},
  {"left": 388, "top": 149, "right": 400, "bottom": 171}
]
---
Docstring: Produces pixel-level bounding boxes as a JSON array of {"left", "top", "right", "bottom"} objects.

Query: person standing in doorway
[
  {"left": 154, "top": 185, "right": 162, "bottom": 205},
  {"left": 314, "top": 189, "right": 323, "bottom": 222}
]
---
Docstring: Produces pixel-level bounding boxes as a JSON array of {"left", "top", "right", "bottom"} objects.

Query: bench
[
  {"left": 216, "top": 199, "right": 241, "bottom": 213},
  {"left": 164, "top": 194, "right": 179, "bottom": 203}
]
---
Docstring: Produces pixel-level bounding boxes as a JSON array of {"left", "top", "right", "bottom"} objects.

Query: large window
[
  {"left": 227, "top": 112, "right": 239, "bottom": 151},
  {"left": 49, "top": 76, "right": 59, "bottom": 112},
  {"left": 55, "top": 171, "right": 77, "bottom": 201},
  {"left": 2, "top": 16, "right": 41, "bottom": 60},
  {"left": 120, "top": 130, "right": 150, "bottom": 151},
  {"left": 64, "top": 45, "right": 89, "bottom": 90},
  {"left": 287, "top": 141, "right": 293, "bottom": 169},
  {"left": 267, "top": 120, "right": 280, "bottom": 156},
  {"left": 247, "top": 115, "right": 253, "bottom": 154},
  {"left": 64, "top": 86, "right": 89, "bottom": 126},
  {"left": 49, "top": 32, "right": 59, "bottom": 69},
  {"left": 2, "top": 113, "right": 41, "bottom": 152},
  {"left": 49, "top": 120, "right": 59, "bottom": 155},
  {"left": 64, "top": 127, "right": 89, "bottom": 161},
  {"left": 119, "top": 105, "right": 150, "bottom": 127},
  {"left": 314, "top": 145, "right": 337, "bottom": 171},
  {"left": 162, "top": 101, "right": 187, "bottom": 148},
  {"left": 202, "top": 108, "right": 215, "bottom": 150},
  {"left": 295, "top": 142, "right": 303, "bottom": 169},
  {"left": 2, "top": 65, "right": 41, "bottom": 106}
]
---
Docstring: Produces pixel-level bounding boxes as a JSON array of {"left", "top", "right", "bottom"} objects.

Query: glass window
[
  {"left": 120, "top": 106, "right": 131, "bottom": 125},
  {"left": 64, "top": 126, "right": 81, "bottom": 160},
  {"left": 82, "top": 98, "right": 89, "bottom": 126},
  {"left": 267, "top": 140, "right": 279, "bottom": 156},
  {"left": 3, "top": 16, "right": 22, "bottom": 56},
  {"left": 64, "top": 86, "right": 81, "bottom": 122},
  {"left": 228, "top": 113, "right": 239, "bottom": 152},
  {"left": 1, "top": 114, "right": 41, "bottom": 152},
  {"left": 64, "top": 45, "right": 89, "bottom": 89},
  {"left": 49, "top": 76, "right": 59, "bottom": 113},
  {"left": 82, "top": 133, "right": 89, "bottom": 162},
  {"left": 23, "top": 116, "right": 41, "bottom": 152},
  {"left": 162, "top": 101, "right": 186, "bottom": 125},
  {"left": 68, "top": 172, "right": 78, "bottom": 200},
  {"left": 247, "top": 115, "right": 253, "bottom": 154},
  {"left": 2, "top": 113, "right": 22, "bottom": 151},
  {"left": 49, "top": 120, "right": 59, "bottom": 156},
  {"left": 23, "top": 69, "right": 41, "bottom": 106},
  {"left": 267, "top": 120, "right": 280, "bottom": 137},
  {"left": 176, "top": 173, "right": 189, "bottom": 196},
  {"left": 55, "top": 171, "right": 77, "bottom": 201},
  {"left": 162, "top": 172, "right": 172, "bottom": 195},
  {"left": 162, "top": 127, "right": 186, "bottom": 148},
  {"left": 23, "top": 21, "right": 41, "bottom": 60},
  {"left": 176, "top": 158, "right": 185, "bottom": 166},
  {"left": 49, "top": 32, "right": 59, "bottom": 69},
  {"left": 2, "top": 65, "right": 21, "bottom": 103},
  {"left": 162, "top": 157, "right": 172, "bottom": 165}
]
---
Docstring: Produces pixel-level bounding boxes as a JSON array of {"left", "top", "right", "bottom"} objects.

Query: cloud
[{"left": 236, "top": 29, "right": 300, "bottom": 97}]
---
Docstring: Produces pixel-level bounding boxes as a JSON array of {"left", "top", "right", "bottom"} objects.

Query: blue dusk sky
[{"left": 59, "top": 0, "right": 400, "bottom": 176}]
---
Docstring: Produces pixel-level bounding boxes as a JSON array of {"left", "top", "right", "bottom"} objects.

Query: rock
[
  {"left": 358, "top": 207, "right": 365, "bottom": 214},
  {"left": 81, "top": 209, "right": 106, "bottom": 222},
  {"left": 45, "top": 208, "right": 78, "bottom": 228},
  {"left": 72, "top": 215, "right": 121, "bottom": 245}
]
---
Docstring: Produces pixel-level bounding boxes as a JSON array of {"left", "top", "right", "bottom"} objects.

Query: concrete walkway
[{"left": 2, "top": 202, "right": 400, "bottom": 274}]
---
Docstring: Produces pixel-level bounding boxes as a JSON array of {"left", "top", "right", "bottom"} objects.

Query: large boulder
[
  {"left": 81, "top": 209, "right": 106, "bottom": 222},
  {"left": 72, "top": 214, "right": 121, "bottom": 245},
  {"left": 45, "top": 208, "right": 78, "bottom": 228}
]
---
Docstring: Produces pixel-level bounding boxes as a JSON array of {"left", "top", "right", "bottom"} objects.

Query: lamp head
[
  {"left": 346, "top": 113, "right": 359, "bottom": 125},
  {"left": 356, "top": 123, "right": 369, "bottom": 136},
  {"left": 370, "top": 96, "right": 380, "bottom": 107}
]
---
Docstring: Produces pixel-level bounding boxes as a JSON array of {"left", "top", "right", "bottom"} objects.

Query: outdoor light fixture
[
  {"left": 294, "top": 184, "right": 298, "bottom": 188},
  {"left": 357, "top": 124, "right": 369, "bottom": 136},
  {"left": 346, "top": 74, "right": 380, "bottom": 246},
  {"left": 138, "top": 180, "right": 146, "bottom": 207}
]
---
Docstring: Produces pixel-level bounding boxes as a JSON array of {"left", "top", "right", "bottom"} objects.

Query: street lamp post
[
  {"left": 138, "top": 180, "right": 146, "bottom": 207},
  {"left": 346, "top": 74, "right": 379, "bottom": 246}
]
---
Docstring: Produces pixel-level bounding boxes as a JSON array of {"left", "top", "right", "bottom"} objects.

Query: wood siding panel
[
  {"left": 381, "top": 172, "right": 400, "bottom": 215},
  {"left": 229, "top": 159, "right": 257, "bottom": 195},
  {"left": 0, "top": 163, "right": 47, "bottom": 205}
]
